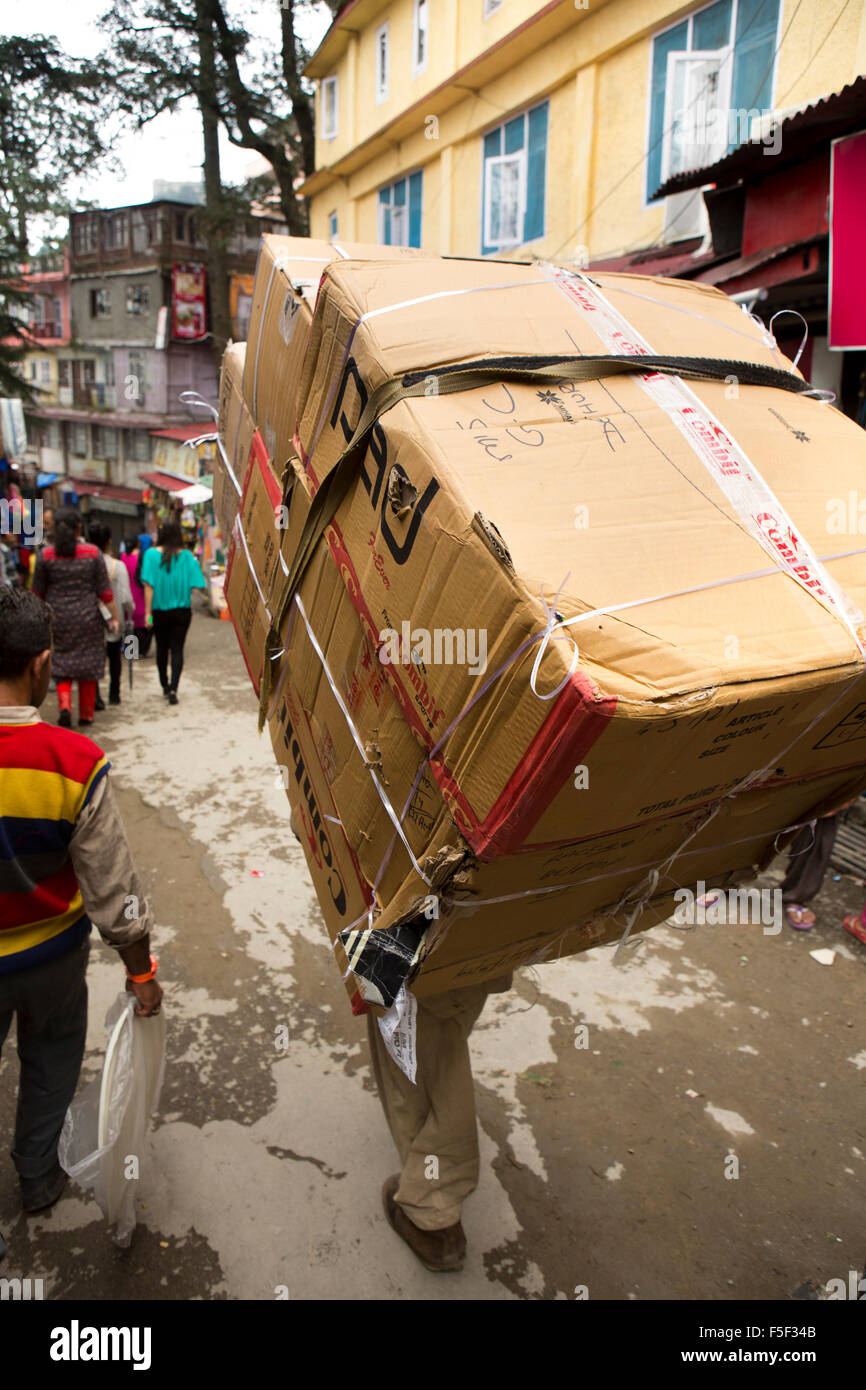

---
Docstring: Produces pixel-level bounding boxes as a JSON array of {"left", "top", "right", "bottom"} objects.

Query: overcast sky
[{"left": 11, "top": 0, "right": 332, "bottom": 222}]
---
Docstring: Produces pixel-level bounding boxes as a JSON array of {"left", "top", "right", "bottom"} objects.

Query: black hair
[
  {"left": 157, "top": 519, "right": 182, "bottom": 571},
  {"left": 54, "top": 507, "right": 81, "bottom": 558},
  {"left": 0, "top": 586, "right": 53, "bottom": 679},
  {"left": 88, "top": 520, "right": 111, "bottom": 552},
  {"left": 124, "top": 535, "right": 140, "bottom": 554}
]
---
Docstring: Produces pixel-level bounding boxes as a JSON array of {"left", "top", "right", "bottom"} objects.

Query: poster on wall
[
  {"left": 172, "top": 263, "right": 207, "bottom": 341},
  {"left": 829, "top": 131, "right": 866, "bottom": 351}
]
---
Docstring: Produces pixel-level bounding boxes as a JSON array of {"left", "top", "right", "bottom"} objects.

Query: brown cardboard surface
[
  {"left": 227, "top": 252, "right": 866, "bottom": 1004},
  {"left": 258, "top": 462, "right": 866, "bottom": 1001},
  {"left": 215, "top": 342, "right": 260, "bottom": 540},
  {"left": 244, "top": 236, "right": 427, "bottom": 477},
  {"left": 284, "top": 257, "right": 866, "bottom": 860},
  {"left": 224, "top": 438, "right": 283, "bottom": 694},
  {"left": 267, "top": 663, "right": 373, "bottom": 1014}
]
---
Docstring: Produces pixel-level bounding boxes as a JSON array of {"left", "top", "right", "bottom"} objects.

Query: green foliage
[
  {"left": 98, "top": 0, "right": 325, "bottom": 232},
  {"left": 0, "top": 35, "right": 111, "bottom": 401},
  {"left": 0, "top": 35, "right": 114, "bottom": 256}
]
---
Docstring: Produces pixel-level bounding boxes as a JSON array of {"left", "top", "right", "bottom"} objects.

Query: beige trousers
[{"left": 367, "top": 974, "right": 512, "bottom": 1230}]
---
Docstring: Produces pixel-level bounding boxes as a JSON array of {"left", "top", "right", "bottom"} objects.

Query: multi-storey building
[
  {"left": 18, "top": 199, "right": 286, "bottom": 537},
  {"left": 301, "top": 0, "right": 866, "bottom": 261}
]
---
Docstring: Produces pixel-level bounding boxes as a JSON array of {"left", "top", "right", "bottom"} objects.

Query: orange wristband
[{"left": 126, "top": 954, "right": 158, "bottom": 983}]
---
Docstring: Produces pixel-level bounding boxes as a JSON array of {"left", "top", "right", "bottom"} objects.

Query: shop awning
[
  {"left": 60, "top": 479, "right": 144, "bottom": 503},
  {"left": 149, "top": 425, "right": 214, "bottom": 441},
  {"left": 652, "top": 74, "right": 866, "bottom": 199},
  {"left": 58, "top": 478, "right": 145, "bottom": 517},
  {"left": 176, "top": 482, "right": 213, "bottom": 505},
  {"left": 139, "top": 470, "right": 196, "bottom": 494}
]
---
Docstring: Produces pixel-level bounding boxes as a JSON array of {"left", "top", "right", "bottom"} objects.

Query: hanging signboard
[
  {"left": 172, "top": 263, "right": 207, "bottom": 341},
  {"left": 829, "top": 130, "right": 866, "bottom": 351}
]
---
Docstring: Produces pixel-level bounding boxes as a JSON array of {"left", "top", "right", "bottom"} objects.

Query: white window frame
[
  {"left": 644, "top": 0, "right": 783, "bottom": 212},
  {"left": 377, "top": 174, "right": 422, "bottom": 248},
  {"left": 102, "top": 426, "right": 119, "bottom": 460},
  {"left": 90, "top": 288, "right": 111, "bottom": 319},
  {"left": 322, "top": 75, "right": 338, "bottom": 139},
  {"left": 413, "top": 0, "right": 429, "bottom": 77},
  {"left": 659, "top": 47, "right": 733, "bottom": 187},
  {"left": 483, "top": 150, "right": 526, "bottom": 251},
  {"left": 39, "top": 359, "right": 51, "bottom": 383},
  {"left": 126, "top": 284, "right": 150, "bottom": 316},
  {"left": 130, "top": 429, "right": 151, "bottom": 464},
  {"left": 483, "top": 0, "right": 503, "bottom": 17},
  {"left": 375, "top": 21, "right": 390, "bottom": 105}
]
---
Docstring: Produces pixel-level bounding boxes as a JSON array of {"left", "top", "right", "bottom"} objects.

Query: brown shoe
[{"left": 382, "top": 1173, "right": 466, "bottom": 1272}]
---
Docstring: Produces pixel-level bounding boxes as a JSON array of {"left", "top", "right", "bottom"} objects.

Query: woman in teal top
[{"left": 141, "top": 520, "right": 207, "bottom": 705}]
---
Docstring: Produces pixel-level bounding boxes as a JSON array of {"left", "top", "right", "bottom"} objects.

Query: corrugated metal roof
[{"left": 653, "top": 75, "right": 866, "bottom": 199}]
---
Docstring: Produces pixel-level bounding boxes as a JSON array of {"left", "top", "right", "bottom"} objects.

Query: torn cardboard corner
[{"left": 243, "top": 235, "right": 429, "bottom": 476}]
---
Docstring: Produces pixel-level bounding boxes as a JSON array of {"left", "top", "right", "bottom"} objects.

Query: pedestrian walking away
[
  {"left": 88, "top": 521, "right": 134, "bottom": 706},
  {"left": 141, "top": 519, "right": 207, "bottom": 705},
  {"left": 31, "top": 508, "right": 119, "bottom": 728},
  {"left": 120, "top": 534, "right": 152, "bottom": 659},
  {"left": 0, "top": 586, "right": 162, "bottom": 1221}
]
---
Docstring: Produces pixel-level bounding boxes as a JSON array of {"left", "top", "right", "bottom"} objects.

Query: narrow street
[{"left": 1, "top": 607, "right": 864, "bottom": 1301}]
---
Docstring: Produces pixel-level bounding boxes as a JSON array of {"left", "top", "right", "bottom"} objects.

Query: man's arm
[{"left": 68, "top": 775, "right": 163, "bottom": 1016}]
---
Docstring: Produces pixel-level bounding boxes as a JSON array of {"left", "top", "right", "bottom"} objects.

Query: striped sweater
[{"left": 0, "top": 716, "right": 109, "bottom": 973}]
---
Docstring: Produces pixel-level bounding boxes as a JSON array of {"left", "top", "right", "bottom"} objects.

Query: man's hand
[{"left": 125, "top": 975, "right": 163, "bottom": 1017}]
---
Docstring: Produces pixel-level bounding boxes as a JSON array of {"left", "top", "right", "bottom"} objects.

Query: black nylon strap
[{"left": 257, "top": 351, "right": 809, "bottom": 725}]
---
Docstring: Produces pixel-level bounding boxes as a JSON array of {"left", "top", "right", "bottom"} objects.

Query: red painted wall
[{"left": 742, "top": 152, "right": 830, "bottom": 257}]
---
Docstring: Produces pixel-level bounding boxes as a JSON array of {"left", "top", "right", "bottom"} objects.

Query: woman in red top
[{"left": 32, "top": 508, "right": 119, "bottom": 727}]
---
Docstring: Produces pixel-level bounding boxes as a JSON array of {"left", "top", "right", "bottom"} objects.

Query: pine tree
[{"left": 0, "top": 35, "right": 111, "bottom": 399}]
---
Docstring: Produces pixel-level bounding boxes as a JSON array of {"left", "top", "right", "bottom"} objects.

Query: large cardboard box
[
  {"left": 259, "top": 465, "right": 866, "bottom": 1008},
  {"left": 244, "top": 237, "right": 427, "bottom": 476},
  {"left": 215, "top": 343, "right": 260, "bottom": 540},
  {"left": 224, "top": 439, "right": 283, "bottom": 694},
  {"left": 226, "top": 253, "right": 866, "bottom": 1008},
  {"left": 284, "top": 258, "right": 866, "bottom": 864}
]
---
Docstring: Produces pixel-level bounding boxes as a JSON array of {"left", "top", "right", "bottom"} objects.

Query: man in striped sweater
[{"left": 0, "top": 586, "right": 162, "bottom": 1218}]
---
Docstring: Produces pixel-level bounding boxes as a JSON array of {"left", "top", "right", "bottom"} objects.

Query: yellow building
[{"left": 302, "top": 0, "right": 866, "bottom": 262}]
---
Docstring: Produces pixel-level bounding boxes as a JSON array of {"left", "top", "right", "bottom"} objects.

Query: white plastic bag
[{"left": 59, "top": 992, "right": 166, "bottom": 1247}]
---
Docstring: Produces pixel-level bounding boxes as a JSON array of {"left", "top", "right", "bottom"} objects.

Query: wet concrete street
[{"left": 2, "top": 607, "right": 864, "bottom": 1301}]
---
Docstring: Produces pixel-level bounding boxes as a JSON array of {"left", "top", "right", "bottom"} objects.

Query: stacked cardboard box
[{"left": 216, "top": 245, "right": 866, "bottom": 1012}]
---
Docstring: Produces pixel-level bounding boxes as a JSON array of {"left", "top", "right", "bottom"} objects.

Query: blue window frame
[
  {"left": 481, "top": 100, "right": 548, "bottom": 255},
  {"left": 329, "top": 211, "right": 338, "bottom": 239},
  {"left": 378, "top": 171, "right": 423, "bottom": 247},
  {"left": 646, "top": 0, "right": 780, "bottom": 202}
]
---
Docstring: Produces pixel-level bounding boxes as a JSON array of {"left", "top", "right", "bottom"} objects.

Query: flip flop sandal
[
  {"left": 786, "top": 904, "right": 816, "bottom": 930},
  {"left": 842, "top": 914, "right": 866, "bottom": 947}
]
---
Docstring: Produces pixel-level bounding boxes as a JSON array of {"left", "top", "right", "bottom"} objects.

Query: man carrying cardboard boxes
[
  {"left": 367, "top": 973, "right": 512, "bottom": 1272},
  {"left": 216, "top": 235, "right": 866, "bottom": 1277}
]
